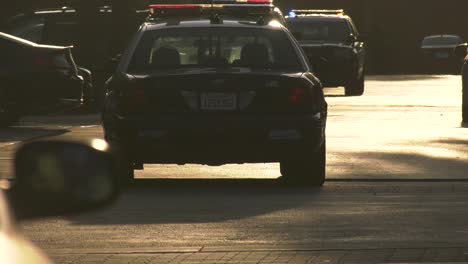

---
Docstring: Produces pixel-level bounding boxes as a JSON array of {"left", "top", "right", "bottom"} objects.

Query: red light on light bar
[
  {"left": 150, "top": 4, "right": 200, "bottom": 9},
  {"left": 248, "top": 0, "right": 272, "bottom": 3},
  {"left": 238, "top": 0, "right": 272, "bottom": 3}
]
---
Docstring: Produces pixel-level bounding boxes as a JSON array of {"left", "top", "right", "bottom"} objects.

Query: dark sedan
[
  {"left": 0, "top": 32, "right": 83, "bottom": 126},
  {"left": 421, "top": 34, "right": 464, "bottom": 73},
  {"left": 3, "top": 6, "right": 150, "bottom": 108},
  {"left": 103, "top": 4, "right": 328, "bottom": 186}
]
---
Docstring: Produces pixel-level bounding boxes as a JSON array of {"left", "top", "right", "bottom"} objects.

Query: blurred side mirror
[
  {"left": 346, "top": 34, "right": 357, "bottom": 45},
  {"left": 108, "top": 53, "right": 122, "bottom": 70},
  {"left": 454, "top": 43, "right": 468, "bottom": 58},
  {"left": 9, "top": 139, "right": 120, "bottom": 220}
]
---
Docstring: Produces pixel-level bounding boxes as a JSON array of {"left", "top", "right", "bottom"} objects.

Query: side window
[{"left": 9, "top": 16, "right": 45, "bottom": 43}]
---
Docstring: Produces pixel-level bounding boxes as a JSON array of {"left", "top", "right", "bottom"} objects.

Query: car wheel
[
  {"left": 462, "top": 65, "right": 468, "bottom": 123},
  {"left": 120, "top": 156, "right": 135, "bottom": 187},
  {"left": 280, "top": 140, "right": 326, "bottom": 186},
  {"left": 106, "top": 139, "right": 135, "bottom": 187},
  {"left": 82, "top": 82, "right": 95, "bottom": 109},
  {"left": 345, "top": 74, "right": 365, "bottom": 96}
]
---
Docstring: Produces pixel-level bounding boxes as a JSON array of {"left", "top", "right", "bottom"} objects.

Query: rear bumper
[
  {"left": 105, "top": 113, "right": 327, "bottom": 164},
  {"left": 311, "top": 58, "right": 357, "bottom": 87}
]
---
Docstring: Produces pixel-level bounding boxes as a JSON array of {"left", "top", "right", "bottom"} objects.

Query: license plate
[
  {"left": 201, "top": 92, "right": 236, "bottom": 111},
  {"left": 435, "top": 52, "right": 449, "bottom": 59}
]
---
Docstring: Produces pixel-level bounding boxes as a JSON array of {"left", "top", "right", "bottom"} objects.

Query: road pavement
[{"left": 1, "top": 75, "right": 468, "bottom": 263}]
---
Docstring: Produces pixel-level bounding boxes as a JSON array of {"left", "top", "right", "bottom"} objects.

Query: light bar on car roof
[
  {"left": 289, "top": 9, "right": 344, "bottom": 16},
  {"left": 149, "top": 2, "right": 274, "bottom": 18},
  {"left": 236, "top": 0, "right": 272, "bottom": 3},
  {"left": 150, "top": 0, "right": 272, "bottom": 4}
]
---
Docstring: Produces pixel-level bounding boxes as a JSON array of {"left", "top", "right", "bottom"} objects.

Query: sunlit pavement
[{"left": 2, "top": 75, "right": 468, "bottom": 263}]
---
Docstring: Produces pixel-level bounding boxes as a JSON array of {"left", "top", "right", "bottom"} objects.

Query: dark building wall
[
  {"left": 2, "top": 0, "right": 467, "bottom": 73},
  {"left": 279, "top": 0, "right": 468, "bottom": 73}
]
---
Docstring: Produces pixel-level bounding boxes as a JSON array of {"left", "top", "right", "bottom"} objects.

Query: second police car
[
  {"left": 102, "top": 0, "right": 328, "bottom": 186},
  {"left": 286, "top": 9, "right": 366, "bottom": 96}
]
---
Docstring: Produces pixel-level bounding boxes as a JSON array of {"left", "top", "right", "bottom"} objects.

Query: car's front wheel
[
  {"left": 106, "top": 139, "right": 135, "bottom": 187},
  {"left": 280, "top": 140, "right": 326, "bottom": 186},
  {"left": 462, "top": 64, "right": 468, "bottom": 123},
  {"left": 345, "top": 73, "right": 365, "bottom": 96}
]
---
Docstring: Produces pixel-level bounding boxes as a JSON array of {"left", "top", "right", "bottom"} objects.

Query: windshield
[
  {"left": 127, "top": 27, "right": 304, "bottom": 73},
  {"left": 287, "top": 19, "right": 350, "bottom": 43}
]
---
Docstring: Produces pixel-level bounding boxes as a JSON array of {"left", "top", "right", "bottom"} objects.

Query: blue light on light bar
[{"left": 288, "top": 11, "right": 296, "bottom": 18}]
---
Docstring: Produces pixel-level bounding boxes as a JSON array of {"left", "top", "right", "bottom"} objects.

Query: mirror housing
[
  {"left": 454, "top": 43, "right": 468, "bottom": 58},
  {"left": 108, "top": 53, "right": 122, "bottom": 71},
  {"left": 346, "top": 34, "right": 357, "bottom": 45},
  {"left": 8, "top": 138, "right": 120, "bottom": 220}
]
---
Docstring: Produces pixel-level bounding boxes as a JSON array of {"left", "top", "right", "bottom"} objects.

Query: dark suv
[
  {"left": 3, "top": 6, "right": 149, "bottom": 107},
  {"left": 286, "top": 9, "right": 366, "bottom": 96}
]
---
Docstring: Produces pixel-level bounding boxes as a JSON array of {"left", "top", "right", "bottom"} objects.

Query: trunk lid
[{"left": 118, "top": 69, "right": 312, "bottom": 115}]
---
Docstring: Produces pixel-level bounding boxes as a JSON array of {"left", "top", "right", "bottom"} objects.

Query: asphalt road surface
[{"left": 1, "top": 75, "right": 468, "bottom": 263}]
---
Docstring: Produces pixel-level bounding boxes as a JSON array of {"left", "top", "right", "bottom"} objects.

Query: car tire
[
  {"left": 120, "top": 156, "right": 135, "bottom": 187},
  {"left": 82, "top": 82, "right": 95, "bottom": 109},
  {"left": 280, "top": 140, "right": 326, "bottom": 186},
  {"left": 462, "top": 64, "right": 468, "bottom": 124},
  {"left": 106, "top": 139, "right": 135, "bottom": 187},
  {"left": 345, "top": 74, "right": 365, "bottom": 96}
]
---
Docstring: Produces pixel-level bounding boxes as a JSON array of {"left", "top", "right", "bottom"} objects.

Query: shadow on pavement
[
  {"left": 366, "top": 75, "right": 452, "bottom": 82},
  {"left": 0, "top": 127, "right": 69, "bottom": 143},
  {"left": 69, "top": 178, "right": 323, "bottom": 225},
  {"left": 19, "top": 114, "right": 101, "bottom": 127},
  {"left": 334, "top": 150, "right": 468, "bottom": 180}
]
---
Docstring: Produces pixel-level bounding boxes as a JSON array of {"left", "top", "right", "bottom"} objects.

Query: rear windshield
[
  {"left": 422, "top": 36, "right": 463, "bottom": 46},
  {"left": 287, "top": 19, "right": 350, "bottom": 43},
  {"left": 127, "top": 27, "right": 304, "bottom": 73}
]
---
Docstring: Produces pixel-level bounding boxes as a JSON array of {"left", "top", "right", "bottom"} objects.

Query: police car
[
  {"left": 102, "top": 0, "right": 328, "bottom": 186},
  {"left": 286, "top": 9, "right": 366, "bottom": 96}
]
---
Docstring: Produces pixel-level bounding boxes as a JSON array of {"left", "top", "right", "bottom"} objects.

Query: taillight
[
  {"left": 286, "top": 84, "right": 319, "bottom": 113},
  {"left": 34, "top": 55, "right": 70, "bottom": 70},
  {"left": 124, "top": 88, "right": 146, "bottom": 106},
  {"left": 288, "top": 87, "right": 307, "bottom": 104}
]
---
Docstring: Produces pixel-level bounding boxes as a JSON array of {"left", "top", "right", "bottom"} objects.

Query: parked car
[
  {"left": 421, "top": 34, "right": 464, "bottom": 73},
  {"left": 0, "top": 32, "right": 85, "bottom": 127},
  {"left": 103, "top": 3, "right": 328, "bottom": 186},
  {"left": 285, "top": 9, "right": 366, "bottom": 96},
  {"left": 0, "top": 138, "right": 120, "bottom": 263},
  {"left": 2, "top": 6, "right": 149, "bottom": 108},
  {"left": 455, "top": 43, "right": 468, "bottom": 123}
]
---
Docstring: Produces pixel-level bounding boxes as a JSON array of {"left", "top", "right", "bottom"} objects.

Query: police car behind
[
  {"left": 102, "top": 2, "right": 328, "bottom": 186},
  {"left": 286, "top": 9, "right": 366, "bottom": 96}
]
